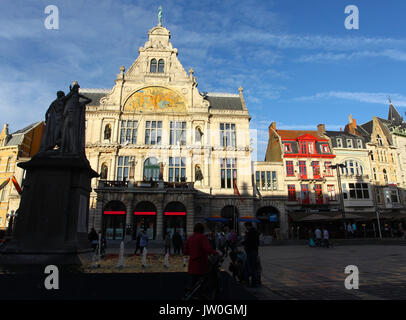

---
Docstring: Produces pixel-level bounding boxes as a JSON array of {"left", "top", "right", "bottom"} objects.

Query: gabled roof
[
  {"left": 388, "top": 103, "right": 404, "bottom": 126},
  {"left": 5, "top": 121, "right": 43, "bottom": 147},
  {"left": 276, "top": 130, "right": 325, "bottom": 141}
]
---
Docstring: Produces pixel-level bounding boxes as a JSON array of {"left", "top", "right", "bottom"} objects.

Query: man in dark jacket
[
  {"left": 172, "top": 231, "right": 183, "bottom": 255},
  {"left": 242, "top": 222, "right": 260, "bottom": 287},
  {"left": 183, "top": 223, "right": 218, "bottom": 287}
]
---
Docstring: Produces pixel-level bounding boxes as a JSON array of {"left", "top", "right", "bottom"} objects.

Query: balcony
[
  {"left": 97, "top": 180, "right": 194, "bottom": 190},
  {"left": 297, "top": 173, "right": 326, "bottom": 181}
]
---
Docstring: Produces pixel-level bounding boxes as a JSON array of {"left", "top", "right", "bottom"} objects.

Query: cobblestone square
[{"left": 243, "top": 245, "right": 406, "bottom": 300}]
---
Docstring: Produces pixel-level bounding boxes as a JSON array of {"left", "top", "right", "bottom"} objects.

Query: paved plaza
[{"left": 244, "top": 245, "right": 406, "bottom": 300}]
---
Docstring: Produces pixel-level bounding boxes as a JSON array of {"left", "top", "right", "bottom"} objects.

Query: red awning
[
  {"left": 104, "top": 211, "right": 126, "bottom": 215},
  {"left": 134, "top": 211, "right": 156, "bottom": 215},
  {"left": 164, "top": 212, "right": 186, "bottom": 216}
]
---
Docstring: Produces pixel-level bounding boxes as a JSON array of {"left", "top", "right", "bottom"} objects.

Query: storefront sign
[
  {"left": 134, "top": 211, "right": 156, "bottom": 215},
  {"left": 104, "top": 211, "right": 126, "bottom": 215},
  {"left": 164, "top": 212, "right": 186, "bottom": 216}
]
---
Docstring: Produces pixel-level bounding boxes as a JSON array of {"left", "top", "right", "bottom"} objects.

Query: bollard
[
  {"left": 116, "top": 241, "right": 125, "bottom": 269},
  {"left": 164, "top": 253, "right": 169, "bottom": 268}
]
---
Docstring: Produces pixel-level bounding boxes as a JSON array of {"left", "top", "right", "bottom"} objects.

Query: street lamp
[{"left": 329, "top": 163, "right": 347, "bottom": 238}]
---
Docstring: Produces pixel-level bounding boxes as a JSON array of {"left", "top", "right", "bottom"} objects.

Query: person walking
[
  {"left": 183, "top": 223, "right": 218, "bottom": 290},
  {"left": 140, "top": 230, "right": 148, "bottom": 254},
  {"left": 241, "top": 222, "right": 261, "bottom": 287},
  {"left": 308, "top": 228, "right": 315, "bottom": 247},
  {"left": 322, "top": 227, "right": 330, "bottom": 248},
  {"left": 347, "top": 223, "right": 354, "bottom": 238},
  {"left": 172, "top": 231, "right": 183, "bottom": 255},
  {"left": 314, "top": 227, "right": 322, "bottom": 247},
  {"left": 88, "top": 228, "right": 99, "bottom": 251},
  {"left": 164, "top": 231, "right": 172, "bottom": 255},
  {"left": 352, "top": 222, "right": 357, "bottom": 238},
  {"left": 134, "top": 232, "right": 141, "bottom": 255}
]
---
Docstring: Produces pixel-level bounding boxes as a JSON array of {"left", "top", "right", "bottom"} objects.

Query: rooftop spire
[{"left": 158, "top": 6, "right": 162, "bottom": 26}]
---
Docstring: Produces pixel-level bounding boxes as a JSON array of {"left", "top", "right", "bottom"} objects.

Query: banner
[{"left": 11, "top": 176, "right": 22, "bottom": 194}]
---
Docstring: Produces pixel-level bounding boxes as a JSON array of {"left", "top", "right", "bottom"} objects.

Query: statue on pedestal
[{"left": 38, "top": 81, "right": 92, "bottom": 157}]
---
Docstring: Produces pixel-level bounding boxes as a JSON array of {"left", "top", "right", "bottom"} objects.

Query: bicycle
[{"left": 182, "top": 255, "right": 224, "bottom": 300}]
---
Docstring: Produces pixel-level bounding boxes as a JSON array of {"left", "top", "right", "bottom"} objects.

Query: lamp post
[{"left": 330, "top": 163, "right": 347, "bottom": 238}]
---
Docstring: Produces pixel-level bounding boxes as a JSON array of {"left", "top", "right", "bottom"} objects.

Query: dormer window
[
  {"left": 158, "top": 59, "right": 164, "bottom": 73},
  {"left": 321, "top": 144, "right": 330, "bottom": 153},
  {"left": 150, "top": 59, "right": 157, "bottom": 73},
  {"left": 377, "top": 135, "right": 384, "bottom": 146},
  {"left": 346, "top": 139, "right": 353, "bottom": 148},
  {"left": 284, "top": 143, "right": 292, "bottom": 152},
  {"left": 336, "top": 138, "right": 343, "bottom": 148},
  {"left": 299, "top": 140, "right": 315, "bottom": 154}
]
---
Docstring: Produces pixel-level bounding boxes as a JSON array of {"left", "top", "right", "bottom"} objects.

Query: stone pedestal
[{"left": 0, "top": 154, "right": 99, "bottom": 266}]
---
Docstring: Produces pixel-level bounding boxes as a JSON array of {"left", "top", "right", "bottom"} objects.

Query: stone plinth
[{"left": 0, "top": 154, "right": 99, "bottom": 266}]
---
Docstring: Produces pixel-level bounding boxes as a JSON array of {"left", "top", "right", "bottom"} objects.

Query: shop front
[
  {"left": 163, "top": 202, "right": 187, "bottom": 240},
  {"left": 103, "top": 200, "right": 127, "bottom": 240},
  {"left": 133, "top": 201, "right": 157, "bottom": 240},
  {"left": 256, "top": 206, "right": 280, "bottom": 238}
]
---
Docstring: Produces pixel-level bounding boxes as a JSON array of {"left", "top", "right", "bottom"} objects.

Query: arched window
[
  {"left": 143, "top": 157, "right": 160, "bottom": 181},
  {"left": 377, "top": 135, "right": 383, "bottom": 146},
  {"left": 100, "top": 163, "right": 108, "bottom": 180},
  {"left": 158, "top": 59, "right": 164, "bottom": 73},
  {"left": 150, "top": 59, "right": 157, "bottom": 73},
  {"left": 383, "top": 169, "right": 388, "bottom": 183},
  {"left": 104, "top": 124, "right": 111, "bottom": 140}
]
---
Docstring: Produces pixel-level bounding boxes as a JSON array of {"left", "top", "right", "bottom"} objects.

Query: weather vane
[{"left": 158, "top": 6, "right": 162, "bottom": 26}]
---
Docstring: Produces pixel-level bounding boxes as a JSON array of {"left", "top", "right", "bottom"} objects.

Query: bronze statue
[
  {"left": 39, "top": 91, "right": 69, "bottom": 152},
  {"left": 60, "top": 82, "right": 92, "bottom": 155}
]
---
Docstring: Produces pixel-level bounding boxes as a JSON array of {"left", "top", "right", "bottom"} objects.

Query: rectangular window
[
  {"left": 116, "top": 156, "right": 131, "bottom": 181},
  {"left": 391, "top": 190, "right": 399, "bottom": 203},
  {"left": 288, "top": 185, "right": 296, "bottom": 201},
  {"left": 145, "top": 121, "right": 162, "bottom": 145},
  {"left": 168, "top": 157, "right": 186, "bottom": 182},
  {"left": 315, "top": 184, "right": 323, "bottom": 204},
  {"left": 346, "top": 139, "right": 353, "bottom": 148},
  {"left": 170, "top": 121, "right": 186, "bottom": 145},
  {"left": 220, "top": 123, "right": 236, "bottom": 147},
  {"left": 357, "top": 139, "right": 362, "bottom": 148},
  {"left": 301, "top": 184, "right": 310, "bottom": 204},
  {"left": 324, "top": 161, "right": 333, "bottom": 177},
  {"left": 321, "top": 144, "right": 330, "bottom": 153},
  {"left": 255, "top": 171, "right": 278, "bottom": 191},
  {"left": 6, "top": 157, "right": 12, "bottom": 172},
  {"left": 284, "top": 143, "right": 291, "bottom": 152},
  {"left": 311, "top": 161, "right": 320, "bottom": 178},
  {"left": 286, "top": 161, "right": 294, "bottom": 177},
  {"left": 120, "top": 120, "right": 138, "bottom": 144},
  {"left": 327, "top": 185, "right": 336, "bottom": 201},
  {"left": 349, "top": 183, "right": 370, "bottom": 199},
  {"left": 299, "top": 161, "right": 307, "bottom": 179},
  {"left": 221, "top": 158, "right": 237, "bottom": 189},
  {"left": 299, "top": 141, "right": 315, "bottom": 154},
  {"left": 336, "top": 138, "right": 343, "bottom": 148}
]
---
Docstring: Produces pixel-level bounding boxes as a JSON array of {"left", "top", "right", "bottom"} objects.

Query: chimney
[
  {"left": 317, "top": 124, "right": 326, "bottom": 135},
  {"left": 348, "top": 117, "right": 357, "bottom": 134}
]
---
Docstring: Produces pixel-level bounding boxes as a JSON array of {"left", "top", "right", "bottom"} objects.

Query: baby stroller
[
  {"left": 228, "top": 249, "right": 246, "bottom": 282},
  {"left": 183, "top": 255, "right": 224, "bottom": 300}
]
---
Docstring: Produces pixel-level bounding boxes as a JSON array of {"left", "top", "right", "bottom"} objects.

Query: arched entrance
[
  {"left": 164, "top": 202, "right": 187, "bottom": 239},
  {"left": 103, "top": 201, "right": 126, "bottom": 240},
  {"left": 143, "top": 157, "right": 160, "bottom": 181},
  {"left": 221, "top": 205, "right": 239, "bottom": 234},
  {"left": 133, "top": 201, "right": 157, "bottom": 240},
  {"left": 256, "top": 206, "right": 280, "bottom": 239}
]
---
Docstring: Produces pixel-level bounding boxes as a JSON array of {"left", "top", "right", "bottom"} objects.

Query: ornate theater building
[{"left": 82, "top": 22, "right": 273, "bottom": 241}]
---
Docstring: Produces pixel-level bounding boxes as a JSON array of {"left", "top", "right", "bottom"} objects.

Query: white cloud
[{"left": 294, "top": 92, "right": 406, "bottom": 107}]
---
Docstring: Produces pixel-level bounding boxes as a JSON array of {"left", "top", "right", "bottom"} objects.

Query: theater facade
[{"left": 83, "top": 23, "right": 287, "bottom": 241}]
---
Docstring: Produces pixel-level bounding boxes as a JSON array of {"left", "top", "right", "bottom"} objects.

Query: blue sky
[{"left": 1, "top": 0, "right": 406, "bottom": 160}]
